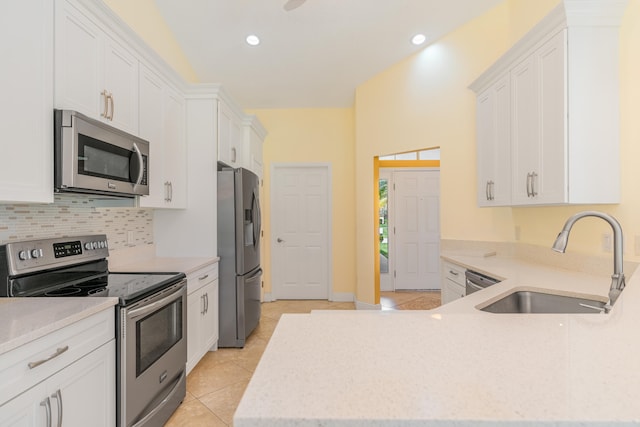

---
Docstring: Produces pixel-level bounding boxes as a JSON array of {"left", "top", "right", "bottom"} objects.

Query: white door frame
[
  {"left": 380, "top": 167, "right": 440, "bottom": 291},
  {"left": 270, "top": 163, "right": 333, "bottom": 300}
]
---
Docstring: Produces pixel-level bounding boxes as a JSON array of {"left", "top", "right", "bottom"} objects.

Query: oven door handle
[{"left": 127, "top": 284, "right": 184, "bottom": 320}]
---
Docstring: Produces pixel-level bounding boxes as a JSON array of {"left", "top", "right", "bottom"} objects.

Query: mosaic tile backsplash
[{"left": 0, "top": 194, "right": 153, "bottom": 250}]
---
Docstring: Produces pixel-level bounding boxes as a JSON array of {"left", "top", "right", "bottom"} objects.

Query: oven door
[{"left": 120, "top": 280, "right": 187, "bottom": 427}]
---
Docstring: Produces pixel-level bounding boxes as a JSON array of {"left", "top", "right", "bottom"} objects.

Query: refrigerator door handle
[{"left": 246, "top": 268, "right": 263, "bottom": 282}]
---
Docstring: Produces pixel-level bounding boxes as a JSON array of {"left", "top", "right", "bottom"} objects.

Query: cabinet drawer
[
  {"left": 0, "top": 308, "right": 115, "bottom": 406},
  {"left": 442, "top": 261, "right": 466, "bottom": 286},
  {"left": 187, "top": 262, "right": 219, "bottom": 295}
]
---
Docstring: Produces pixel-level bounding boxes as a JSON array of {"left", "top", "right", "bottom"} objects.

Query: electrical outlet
[{"left": 602, "top": 233, "right": 612, "bottom": 253}]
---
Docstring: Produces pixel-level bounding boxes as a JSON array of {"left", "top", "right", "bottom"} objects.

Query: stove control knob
[
  {"left": 92, "top": 242, "right": 98, "bottom": 249},
  {"left": 18, "top": 250, "right": 29, "bottom": 261},
  {"left": 84, "top": 242, "right": 92, "bottom": 250},
  {"left": 31, "top": 249, "right": 43, "bottom": 259}
]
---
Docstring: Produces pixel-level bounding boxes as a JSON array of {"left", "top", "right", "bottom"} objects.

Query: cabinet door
[
  {"left": 163, "top": 88, "right": 187, "bottom": 208},
  {"left": 510, "top": 54, "right": 540, "bottom": 205},
  {"left": 218, "top": 101, "right": 243, "bottom": 167},
  {"left": 0, "top": 381, "right": 48, "bottom": 426},
  {"left": 54, "top": 0, "right": 103, "bottom": 118},
  {"left": 441, "top": 279, "right": 465, "bottom": 305},
  {"left": 103, "top": 36, "right": 139, "bottom": 134},
  {"left": 0, "top": 0, "right": 53, "bottom": 203},
  {"left": 50, "top": 340, "right": 116, "bottom": 427},
  {"left": 138, "top": 65, "right": 166, "bottom": 208},
  {"left": 536, "top": 30, "right": 567, "bottom": 204},
  {"left": 201, "top": 279, "right": 219, "bottom": 351},
  {"left": 187, "top": 289, "right": 204, "bottom": 374},
  {"left": 476, "top": 76, "right": 510, "bottom": 206}
]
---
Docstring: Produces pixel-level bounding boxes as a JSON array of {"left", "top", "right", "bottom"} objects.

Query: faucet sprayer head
[{"left": 552, "top": 230, "right": 569, "bottom": 253}]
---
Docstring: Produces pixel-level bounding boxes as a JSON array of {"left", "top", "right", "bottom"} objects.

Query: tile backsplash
[{"left": 0, "top": 194, "right": 153, "bottom": 249}]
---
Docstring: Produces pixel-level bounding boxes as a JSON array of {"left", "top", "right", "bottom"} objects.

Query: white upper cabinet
[
  {"left": 0, "top": 0, "right": 54, "bottom": 203},
  {"left": 243, "top": 115, "right": 267, "bottom": 179},
  {"left": 139, "top": 65, "right": 186, "bottom": 209},
  {"left": 55, "top": 0, "right": 139, "bottom": 135},
  {"left": 218, "top": 100, "right": 244, "bottom": 168},
  {"left": 476, "top": 76, "right": 510, "bottom": 206},
  {"left": 470, "top": 0, "right": 626, "bottom": 206}
]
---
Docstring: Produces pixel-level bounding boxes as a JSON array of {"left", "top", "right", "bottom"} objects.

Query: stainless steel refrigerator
[{"left": 217, "top": 167, "right": 262, "bottom": 348}]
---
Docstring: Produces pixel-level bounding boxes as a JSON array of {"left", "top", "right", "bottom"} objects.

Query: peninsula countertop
[{"left": 234, "top": 253, "right": 640, "bottom": 426}]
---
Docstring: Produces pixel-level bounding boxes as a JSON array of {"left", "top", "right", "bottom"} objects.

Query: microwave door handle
[{"left": 130, "top": 143, "right": 144, "bottom": 187}]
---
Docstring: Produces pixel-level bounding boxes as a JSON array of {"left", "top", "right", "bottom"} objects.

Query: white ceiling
[{"left": 153, "top": 0, "right": 503, "bottom": 109}]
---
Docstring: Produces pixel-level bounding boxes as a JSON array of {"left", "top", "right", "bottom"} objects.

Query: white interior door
[
  {"left": 393, "top": 170, "right": 440, "bottom": 290},
  {"left": 272, "top": 165, "right": 330, "bottom": 299}
]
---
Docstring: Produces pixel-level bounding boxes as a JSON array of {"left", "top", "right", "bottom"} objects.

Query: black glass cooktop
[{"left": 42, "top": 272, "right": 185, "bottom": 304}]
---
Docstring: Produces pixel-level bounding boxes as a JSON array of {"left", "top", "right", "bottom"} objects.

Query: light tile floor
[{"left": 165, "top": 291, "right": 440, "bottom": 426}]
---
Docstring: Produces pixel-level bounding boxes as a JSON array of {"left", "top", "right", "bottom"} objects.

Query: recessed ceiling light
[
  {"left": 411, "top": 34, "right": 426, "bottom": 46},
  {"left": 246, "top": 34, "right": 260, "bottom": 46}
]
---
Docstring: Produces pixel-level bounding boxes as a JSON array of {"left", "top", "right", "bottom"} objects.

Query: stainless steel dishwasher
[{"left": 465, "top": 269, "right": 500, "bottom": 295}]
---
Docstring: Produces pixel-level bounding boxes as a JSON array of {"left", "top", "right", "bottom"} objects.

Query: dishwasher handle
[{"left": 465, "top": 270, "right": 500, "bottom": 290}]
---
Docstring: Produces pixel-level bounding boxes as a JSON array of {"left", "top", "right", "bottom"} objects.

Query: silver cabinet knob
[{"left": 277, "top": 238, "right": 284, "bottom": 243}]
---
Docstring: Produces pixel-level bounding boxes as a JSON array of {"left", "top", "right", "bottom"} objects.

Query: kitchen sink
[{"left": 477, "top": 289, "right": 608, "bottom": 314}]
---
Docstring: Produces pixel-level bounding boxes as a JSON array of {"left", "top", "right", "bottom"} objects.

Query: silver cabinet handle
[
  {"left": 231, "top": 147, "right": 237, "bottom": 163},
  {"left": 108, "top": 92, "right": 114, "bottom": 120},
  {"left": 51, "top": 389, "right": 63, "bottom": 427},
  {"left": 28, "top": 346, "right": 69, "bottom": 369},
  {"left": 204, "top": 292, "right": 209, "bottom": 314},
  {"left": 489, "top": 180, "right": 495, "bottom": 200},
  {"left": 449, "top": 270, "right": 458, "bottom": 276},
  {"left": 198, "top": 274, "right": 209, "bottom": 281},
  {"left": 41, "top": 396, "right": 52, "bottom": 427},
  {"left": 201, "top": 294, "right": 205, "bottom": 315},
  {"left": 169, "top": 182, "right": 173, "bottom": 202},
  {"left": 485, "top": 181, "right": 490, "bottom": 201},
  {"left": 526, "top": 173, "right": 531, "bottom": 197},
  {"left": 530, "top": 172, "right": 538, "bottom": 197},
  {"left": 101, "top": 90, "right": 109, "bottom": 119}
]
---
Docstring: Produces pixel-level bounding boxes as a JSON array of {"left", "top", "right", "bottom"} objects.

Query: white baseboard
[
  {"left": 355, "top": 300, "right": 382, "bottom": 310},
  {"left": 330, "top": 292, "right": 354, "bottom": 302},
  {"left": 263, "top": 292, "right": 354, "bottom": 303}
]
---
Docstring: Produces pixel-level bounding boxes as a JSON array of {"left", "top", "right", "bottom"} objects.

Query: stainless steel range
[{"left": 0, "top": 235, "right": 187, "bottom": 427}]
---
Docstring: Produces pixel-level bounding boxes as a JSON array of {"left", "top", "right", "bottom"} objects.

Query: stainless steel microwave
[{"left": 54, "top": 109, "right": 149, "bottom": 198}]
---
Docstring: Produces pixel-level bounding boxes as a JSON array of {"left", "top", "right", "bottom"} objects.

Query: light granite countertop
[
  {"left": 0, "top": 297, "right": 118, "bottom": 355},
  {"left": 108, "top": 244, "right": 218, "bottom": 275},
  {"left": 234, "top": 253, "right": 640, "bottom": 426}
]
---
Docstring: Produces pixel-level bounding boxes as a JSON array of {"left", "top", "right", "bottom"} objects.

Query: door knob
[{"left": 277, "top": 238, "right": 284, "bottom": 243}]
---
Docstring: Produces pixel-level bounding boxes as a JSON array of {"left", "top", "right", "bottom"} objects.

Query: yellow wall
[
  {"left": 355, "top": 2, "right": 518, "bottom": 305},
  {"left": 355, "top": 0, "right": 640, "bottom": 305},
  {"left": 246, "top": 109, "right": 357, "bottom": 297},
  {"left": 103, "top": 0, "right": 199, "bottom": 83}
]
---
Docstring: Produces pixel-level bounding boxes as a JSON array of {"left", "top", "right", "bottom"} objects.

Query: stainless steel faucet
[{"left": 552, "top": 211, "right": 625, "bottom": 310}]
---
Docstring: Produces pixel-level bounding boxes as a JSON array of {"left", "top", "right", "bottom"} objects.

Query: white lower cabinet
[
  {"left": 441, "top": 261, "right": 466, "bottom": 305},
  {"left": 0, "top": 341, "right": 115, "bottom": 427},
  {"left": 0, "top": 308, "right": 116, "bottom": 427},
  {"left": 187, "top": 262, "right": 219, "bottom": 374}
]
